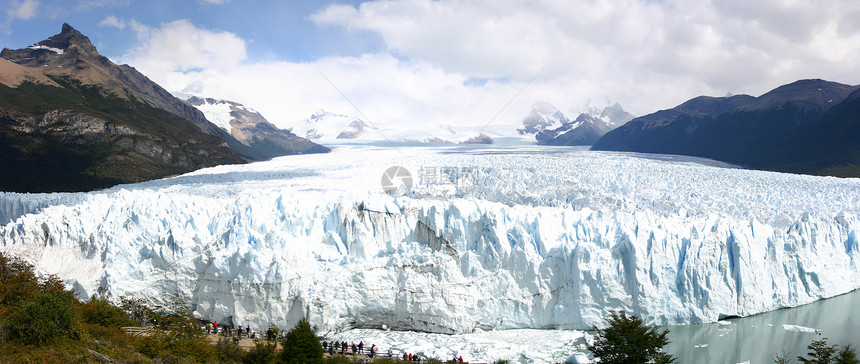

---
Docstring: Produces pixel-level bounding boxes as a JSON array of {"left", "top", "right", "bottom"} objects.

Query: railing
[{"left": 121, "top": 326, "right": 153, "bottom": 336}]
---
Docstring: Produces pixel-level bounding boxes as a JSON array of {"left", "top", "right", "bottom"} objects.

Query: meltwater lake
[{"left": 666, "top": 288, "right": 860, "bottom": 363}]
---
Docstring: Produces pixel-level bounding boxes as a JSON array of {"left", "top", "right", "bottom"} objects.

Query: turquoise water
[{"left": 665, "top": 289, "right": 860, "bottom": 363}]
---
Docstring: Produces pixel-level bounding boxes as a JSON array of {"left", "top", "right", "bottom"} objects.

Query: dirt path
[{"left": 204, "top": 333, "right": 275, "bottom": 351}]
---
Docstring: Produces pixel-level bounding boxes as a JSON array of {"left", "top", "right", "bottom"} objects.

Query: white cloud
[
  {"left": 99, "top": 15, "right": 147, "bottom": 35},
  {"left": 311, "top": 0, "right": 860, "bottom": 111},
  {"left": 120, "top": 19, "right": 550, "bottom": 135},
  {"left": 119, "top": 1, "right": 860, "bottom": 137},
  {"left": 76, "top": 0, "right": 131, "bottom": 11},
  {"left": 99, "top": 15, "right": 125, "bottom": 30},
  {"left": 122, "top": 19, "right": 247, "bottom": 73},
  {"left": 7, "top": 0, "right": 40, "bottom": 20}
]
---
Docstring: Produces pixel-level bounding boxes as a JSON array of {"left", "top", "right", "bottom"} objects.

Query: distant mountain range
[
  {"left": 289, "top": 110, "right": 377, "bottom": 140},
  {"left": 0, "top": 24, "right": 326, "bottom": 192},
  {"left": 518, "top": 102, "right": 634, "bottom": 146},
  {"left": 592, "top": 79, "right": 860, "bottom": 177},
  {"left": 183, "top": 96, "right": 329, "bottom": 159}
]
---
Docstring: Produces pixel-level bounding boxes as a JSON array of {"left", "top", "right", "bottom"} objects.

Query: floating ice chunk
[
  {"left": 782, "top": 324, "right": 820, "bottom": 333},
  {"left": 568, "top": 352, "right": 591, "bottom": 363}
]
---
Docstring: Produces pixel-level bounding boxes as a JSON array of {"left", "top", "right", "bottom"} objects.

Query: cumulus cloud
[
  {"left": 121, "top": 19, "right": 247, "bottom": 73},
  {"left": 76, "top": 0, "right": 131, "bottom": 11},
  {"left": 119, "top": 1, "right": 860, "bottom": 136},
  {"left": 311, "top": 0, "right": 860, "bottom": 111},
  {"left": 7, "top": 0, "right": 40, "bottom": 20},
  {"left": 99, "top": 15, "right": 125, "bottom": 30},
  {"left": 99, "top": 15, "right": 147, "bottom": 35},
  {"left": 120, "top": 19, "right": 548, "bottom": 134}
]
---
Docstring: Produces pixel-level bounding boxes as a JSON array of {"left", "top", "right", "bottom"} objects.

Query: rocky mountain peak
[
  {"left": 183, "top": 95, "right": 330, "bottom": 156},
  {"left": 600, "top": 103, "right": 635, "bottom": 125},
  {"left": 518, "top": 102, "right": 569, "bottom": 135},
  {"left": 1, "top": 23, "right": 106, "bottom": 69},
  {"left": 40, "top": 23, "right": 98, "bottom": 54}
]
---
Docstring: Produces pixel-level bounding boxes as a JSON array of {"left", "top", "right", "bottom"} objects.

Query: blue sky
[
  {"left": 1, "top": 0, "right": 377, "bottom": 62},
  {"left": 3, "top": 0, "right": 860, "bottom": 134}
]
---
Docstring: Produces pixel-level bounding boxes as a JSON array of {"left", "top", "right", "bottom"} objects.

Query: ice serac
[{"left": 1, "top": 147, "right": 859, "bottom": 334}]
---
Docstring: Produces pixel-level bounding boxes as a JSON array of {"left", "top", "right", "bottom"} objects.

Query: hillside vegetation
[{"left": 0, "top": 75, "right": 244, "bottom": 192}]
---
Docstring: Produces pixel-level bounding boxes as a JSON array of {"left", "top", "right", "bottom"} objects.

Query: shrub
[
  {"left": 587, "top": 310, "right": 677, "bottom": 364},
  {"left": 245, "top": 340, "right": 279, "bottom": 364},
  {"left": 136, "top": 304, "right": 215, "bottom": 362},
  {"left": 837, "top": 346, "right": 860, "bottom": 364},
  {"left": 6, "top": 289, "right": 82, "bottom": 345},
  {"left": 785, "top": 337, "right": 860, "bottom": 364},
  {"left": 279, "top": 318, "right": 324, "bottom": 364},
  {"left": 136, "top": 328, "right": 215, "bottom": 362},
  {"left": 325, "top": 354, "right": 354, "bottom": 363},
  {"left": 79, "top": 296, "right": 134, "bottom": 328},
  {"left": 215, "top": 337, "right": 246, "bottom": 363},
  {"left": 0, "top": 253, "right": 42, "bottom": 309},
  {"left": 119, "top": 296, "right": 157, "bottom": 326}
]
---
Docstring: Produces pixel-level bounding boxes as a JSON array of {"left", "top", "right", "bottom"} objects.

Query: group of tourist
[
  {"left": 321, "top": 340, "right": 464, "bottom": 363},
  {"left": 265, "top": 327, "right": 285, "bottom": 341},
  {"left": 197, "top": 322, "right": 467, "bottom": 362},
  {"left": 322, "top": 340, "right": 378, "bottom": 357},
  {"left": 202, "top": 321, "right": 258, "bottom": 342}
]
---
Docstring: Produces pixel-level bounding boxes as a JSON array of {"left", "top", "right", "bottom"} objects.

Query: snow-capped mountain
[
  {"left": 336, "top": 120, "right": 374, "bottom": 139},
  {"left": 599, "top": 103, "right": 636, "bottom": 127},
  {"left": 535, "top": 113, "right": 612, "bottom": 146},
  {"left": 290, "top": 110, "right": 378, "bottom": 140},
  {"left": 290, "top": 111, "right": 496, "bottom": 144},
  {"left": 519, "top": 102, "right": 634, "bottom": 146},
  {"left": 183, "top": 96, "right": 329, "bottom": 158},
  {"left": 517, "top": 101, "right": 570, "bottom": 135},
  {"left": 1, "top": 145, "right": 858, "bottom": 336}
]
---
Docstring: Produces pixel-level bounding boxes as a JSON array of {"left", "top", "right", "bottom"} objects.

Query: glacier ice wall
[{"left": 1, "top": 146, "right": 859, "bottom": 333}]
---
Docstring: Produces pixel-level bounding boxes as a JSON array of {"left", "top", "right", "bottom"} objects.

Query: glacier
[{"left": 1, "top": 143, "right": 859, "bottom": 337}]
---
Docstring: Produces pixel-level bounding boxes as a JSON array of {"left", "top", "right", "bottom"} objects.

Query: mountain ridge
[
  {"left": 1, "top": 24, "right": 327, "bottom": 162},
  {"left": 0, "top": 24, "right": 296, "bottom": 192},
  {"left": 520, "top": 102, "right": 634, "bottom": 146},
  {"left": 184, "top": 96, "right": 330, "bottom": 158},
  {"left": 0, "top": 74, "right": 244, "bottom": 192},
  {"left": 592, "top": 79, "right": 860, "bottom": 177}
]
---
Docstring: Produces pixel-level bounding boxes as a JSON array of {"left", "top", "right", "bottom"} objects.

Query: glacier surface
[{"left": 1, "top": 144, "right": 859, "bottom": 336}]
